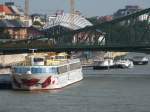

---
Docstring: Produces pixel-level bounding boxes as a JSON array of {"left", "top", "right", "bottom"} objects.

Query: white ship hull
[{"left": 12, "top": 69, "right": 83, "bottom": 90}]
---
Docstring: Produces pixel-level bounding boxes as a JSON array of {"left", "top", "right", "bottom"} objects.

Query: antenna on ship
[{"left": 29, "top": 49, "right": 37, "bottom": 54}]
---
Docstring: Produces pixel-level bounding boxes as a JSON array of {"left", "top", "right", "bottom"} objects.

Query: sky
[{"left": 1, "top": 0, "right": 150, "bottom": 17}]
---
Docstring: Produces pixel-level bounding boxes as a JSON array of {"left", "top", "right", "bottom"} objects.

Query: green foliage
[
  {"left": 87, "top": 17, "right": 100, "bottom": 25},
  {"left": 33, "top": 21, "right": 42, "bottom": 27}
]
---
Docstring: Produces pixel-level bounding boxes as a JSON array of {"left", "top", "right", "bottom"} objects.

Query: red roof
[{"left": 0, "top": 5, "right": 12, "bottom": 15}]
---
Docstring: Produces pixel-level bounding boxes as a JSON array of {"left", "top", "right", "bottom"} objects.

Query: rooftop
[
  {"left": 0, "top": 19, "right": 27, "bottom": 28},
  {"left": 44, "top": 13, "right": 93, "bottom": 30},
  {"left": 0, "top": 5, "right": 12, "bottom": 15}
]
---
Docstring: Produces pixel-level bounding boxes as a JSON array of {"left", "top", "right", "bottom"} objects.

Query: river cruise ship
[{"left": 11, "top": 53, "right": 83, "bottom": 90}]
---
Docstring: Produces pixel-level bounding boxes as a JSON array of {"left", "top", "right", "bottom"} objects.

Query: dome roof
[{"left": 44, "top": 13, "right": 93, "bottom": 30}]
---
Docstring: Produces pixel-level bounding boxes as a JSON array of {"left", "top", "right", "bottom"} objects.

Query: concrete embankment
[
  {"left": 0, "top": 68, "right": 11, "bottom": 74},
  {"left": 0, "top": 54, "right": 27, "bottom": 66},
  {"left": 0, "top": 73, "right": 11, "bottom": 89},
  {"left": 0, "top": 54, "right": 27, "bottom": 89}
]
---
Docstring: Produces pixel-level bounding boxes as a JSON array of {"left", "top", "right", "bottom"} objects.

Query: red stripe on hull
[
  {"left": 41, "top": 76, "right": 51, "bottom": 88},
  {"left": 21, "top": 78, "right": 39, "bottom": 87}
]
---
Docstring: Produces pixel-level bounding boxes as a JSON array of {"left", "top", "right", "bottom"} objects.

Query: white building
[{"left": 139, "top": 14, "right": 150, "bottom": 22}]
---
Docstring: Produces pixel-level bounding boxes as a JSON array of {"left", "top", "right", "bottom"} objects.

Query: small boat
[
  {"left": 132, "top": 56, "right": 149, "bottom": 65},
  {"left": 11, "top": 52, "right": 83, "bottom": 90},
  {"left": 93, "top": 58, "right": 115, "bottom": 70},
  {"left": 115, "top": 59, "right": 134, "bottom": 68}
]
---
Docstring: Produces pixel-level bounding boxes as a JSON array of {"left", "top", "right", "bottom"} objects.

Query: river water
[{"left": 1, "top": 53, "right": 150, "bottom": 112}]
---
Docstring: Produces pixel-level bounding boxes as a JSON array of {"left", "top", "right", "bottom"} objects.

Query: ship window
[
  {"left": 55, "top": 56, "right": 65, "bottom": 59},
  {"left": 31, "top": 68, "right": 36, "bottom": 73},
  {"left": 34, "top": 58, "right": 44, "bottom": 62},
  {"left": 70, "top": 62, "right": 81, "bottom": 71},
  {"left": 14, "top": 68, "right": 20, "bottom": 73},
  {"left": 58, "top": 65, "right": 68, "bottom": 74},
  {"left": 14, "top": 67, "right": 30, "bottom": 74},
  {"left": 31, "top": 67, "right": 58, "bottom": 74},
  {"left": 31, "top": 67, "right": 43, "bottom": 73},
  {"left": 50, "top": 67, "right": 58, "bottom": 74}
]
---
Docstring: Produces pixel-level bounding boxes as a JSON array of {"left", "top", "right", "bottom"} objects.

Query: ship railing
[
  {"left": 12, "top": 61, "right": 32, "bottom": 66},
  {"left": 68, "top": 59, "right": 80, "bottom": 63},
  {"left": 46, "top": 59, "right": 80, "bottom": 66},
  {"left": 8, "top": 61, "right": 26, "bottom": 67},
  {"left": 11, "top": 59, "right": 81, "bottom": 67}
]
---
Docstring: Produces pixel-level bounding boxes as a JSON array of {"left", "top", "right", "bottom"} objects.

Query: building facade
[
  {"left": 0, "top": 20, "right": 28, "bottom": 40},
  {"left": 0, "top": 2, "right": 32, "bottom": 26},
  {"left": 113, "top": 5, "right": 150, "bottom": 22}
]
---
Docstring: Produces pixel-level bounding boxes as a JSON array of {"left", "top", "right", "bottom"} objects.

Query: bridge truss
[{"left": 0, "top": 8, "right": 150, "bottom": 54}]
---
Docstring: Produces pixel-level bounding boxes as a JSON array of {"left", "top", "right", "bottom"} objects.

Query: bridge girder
[{"left": 0, "top": 8, "right": 150, "bottom": 54}]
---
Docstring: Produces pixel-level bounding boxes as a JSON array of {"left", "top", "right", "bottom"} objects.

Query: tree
[
  {"left": 0, "top": 28, "right": 11, "bottom": 39},
  {"left": 33, "top": 21, "right": 42, "bottom": 27},
  {"left": 87, "top": 17, "right": 100, "bottom": 25}
]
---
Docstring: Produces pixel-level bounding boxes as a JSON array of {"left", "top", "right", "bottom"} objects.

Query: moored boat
[
  {"left": 132, "top": 56, "right": 149, "bottom": 65},
  {"left": 93, "top": 58, "right": 115, "bottom": 70},
  {"left": 11, "top": 52, "right": 83, "bottom": 90},
  {"left": 114, "top": 59, "right": 134, "bottom": 68}
]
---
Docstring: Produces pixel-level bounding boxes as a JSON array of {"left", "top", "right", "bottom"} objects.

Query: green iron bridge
[{"left": 0, "top": 7, "right": 150, "bottom": 54}]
